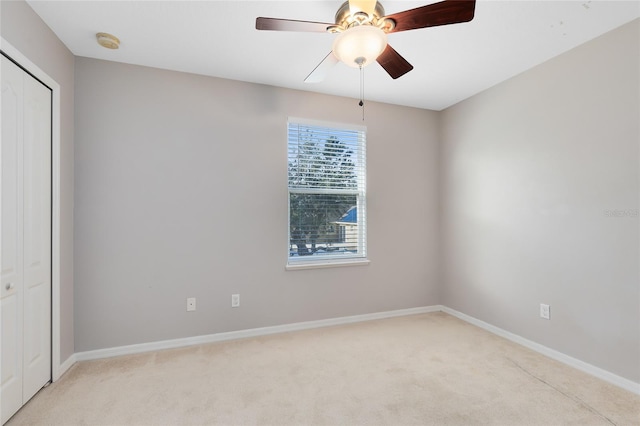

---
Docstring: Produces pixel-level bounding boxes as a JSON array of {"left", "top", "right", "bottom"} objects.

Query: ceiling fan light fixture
[{"left": 332, "top": 25, "right": 387, "bottom": 68}]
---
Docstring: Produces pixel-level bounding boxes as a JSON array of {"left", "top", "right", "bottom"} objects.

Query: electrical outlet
[
  {"left": 540, "top": 303, "right": 550, "bottom": 320},
  {"left": 231, "top": 294, "right": 240, "bottom": 308},
  {"left": 187, "top": 297, "right": 196, "bottom": 312}
]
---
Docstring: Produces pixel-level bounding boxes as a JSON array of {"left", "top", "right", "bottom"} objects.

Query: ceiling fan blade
[
  {"left": 304, "top": 52, "right": 340, "bottom": 83},
  {"left": 384, "top": 0, "right": 476, "bottom": 33},
  {"left": 256, "top": 17, "right": 333, "bottom": 33},
  {"left": 349, "top": 0, "right": 377, "bottom": 18},
  {"left": 377, "top": 45, "right": 414, "bottom": 79}
]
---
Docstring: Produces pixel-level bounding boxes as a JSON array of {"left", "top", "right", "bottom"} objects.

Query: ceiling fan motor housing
[{"left": 331, "top": 1, "right": 394, "bottom": 32}]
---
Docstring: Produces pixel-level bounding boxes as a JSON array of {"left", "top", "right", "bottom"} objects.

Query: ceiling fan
[{"left": 256, "top": 0, "right": 476, "bottom": 83}]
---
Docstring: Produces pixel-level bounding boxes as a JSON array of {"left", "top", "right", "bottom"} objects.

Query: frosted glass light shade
[{"left": 332, "top": 25, "right": 387, "bottom": 68}]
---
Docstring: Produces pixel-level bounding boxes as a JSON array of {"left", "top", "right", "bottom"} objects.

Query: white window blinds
[{"left": 287, "top": 118, "right": 367, "bottom": 264}]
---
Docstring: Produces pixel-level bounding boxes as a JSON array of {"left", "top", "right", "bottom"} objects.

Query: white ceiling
[{"left": 27, "top": 0, "right": 639, "bottom": 110}]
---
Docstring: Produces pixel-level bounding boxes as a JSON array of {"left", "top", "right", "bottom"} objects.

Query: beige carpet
[{"left": 6, "top": 312, "right": 640, "bottom": 425}]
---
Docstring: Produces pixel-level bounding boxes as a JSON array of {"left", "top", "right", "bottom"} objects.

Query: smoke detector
[{"left": 96, "top": 32, "right": 120, "bottom": 49}]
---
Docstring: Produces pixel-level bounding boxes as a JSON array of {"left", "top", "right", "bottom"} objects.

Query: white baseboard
[
  {"left": 53, "top": 353, "right": 77, "bottom": 382},
  {"left": 59, "top": 354, "right": 77, "bottom": 376},
  {"left": 440, "top": 306, "right": 640, "bottom": 396},
  {"left": 75, "top": 306, "right": 440, "bottom": 362}
]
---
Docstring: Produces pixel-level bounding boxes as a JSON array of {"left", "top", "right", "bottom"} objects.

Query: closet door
[{"left": 1, "top": 54, "right": 52, "bottom": 425}]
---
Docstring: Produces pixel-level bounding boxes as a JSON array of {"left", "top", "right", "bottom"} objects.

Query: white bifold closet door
[{"left": 1, "top": 54, "right": 52, "bottom": 424}]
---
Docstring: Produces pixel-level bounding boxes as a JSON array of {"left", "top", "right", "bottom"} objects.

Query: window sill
[{"left": 285, "top": 258, "right": 370, "bottom": 271}]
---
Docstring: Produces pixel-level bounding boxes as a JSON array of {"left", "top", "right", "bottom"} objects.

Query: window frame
[{"left": 286, "top": 117, "right": 369, "bottom": 270}]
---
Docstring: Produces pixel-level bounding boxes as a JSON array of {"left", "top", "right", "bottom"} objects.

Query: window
[{"left": 287, "top": 118, "right": 367, "bottom": 268}]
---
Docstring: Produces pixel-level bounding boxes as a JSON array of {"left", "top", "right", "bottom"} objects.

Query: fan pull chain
[{"left": 359, "top": 63, "right": 365, "bottom": 121}]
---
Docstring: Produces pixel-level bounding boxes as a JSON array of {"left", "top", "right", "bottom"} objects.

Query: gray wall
[
  {"left": 73, "top": 57, "right": 440, "bottom": 351},
  {"left": 1, "top": 0, "right": 75, "bottom": 363},
  {"left": 440, "top": 19, "right": 639, "bottom": 382}
]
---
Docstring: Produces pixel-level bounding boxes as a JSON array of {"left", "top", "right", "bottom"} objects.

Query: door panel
[
  {"left": 1, "top": 54, "right": 26, "bottom": 425},
  {"left": 21, "top": 58, "right": 52, "bottom": 406},
  {"left": 0, "top": 295, "right": 22, "bottom": 424},
  {"left": 23, "top": 76, "right": 50, "bottom": 271},
  {"left": 0, "top": 55, "right": 24, "bottom": 296},
  {"left": 22, "top": 280, "right": 50, "bottom": 400}
]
